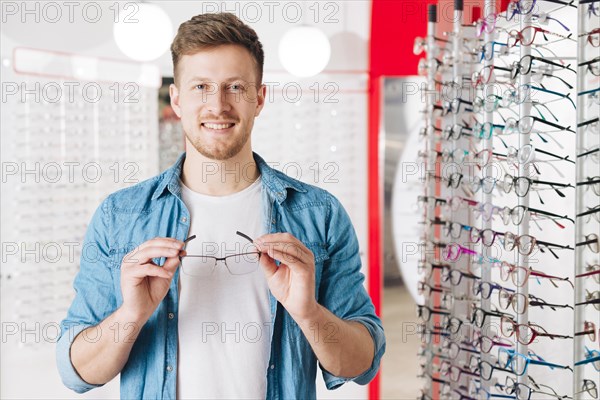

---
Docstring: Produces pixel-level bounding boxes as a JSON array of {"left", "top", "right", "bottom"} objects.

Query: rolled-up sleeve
[
  {"left": 318, "top": 193, "right": 386, "bottom": 390},
  {"left": 56, "top": 197, "right": 117, "bottom": 393}
]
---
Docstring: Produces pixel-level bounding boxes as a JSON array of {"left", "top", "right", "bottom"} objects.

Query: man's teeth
[{"left": 203, "top": 123, "right": 234, "bottom": 130}]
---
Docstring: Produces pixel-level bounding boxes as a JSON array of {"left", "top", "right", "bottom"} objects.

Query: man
[{"left": 57, "top": 12, "right": 385, "bottom": 399}]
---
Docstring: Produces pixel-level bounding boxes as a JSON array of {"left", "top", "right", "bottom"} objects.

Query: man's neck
[{"left": 180, "top": 148, "right": 259, "bottom": 196}]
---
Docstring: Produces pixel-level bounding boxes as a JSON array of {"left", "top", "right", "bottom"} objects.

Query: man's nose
[{"left": 204, "top": 87, "right": 232, "bottom": 114}]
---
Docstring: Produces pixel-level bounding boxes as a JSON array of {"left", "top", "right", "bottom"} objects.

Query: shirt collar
[{"left": 151, "top": 151, "right": 307, "bottom": 203}]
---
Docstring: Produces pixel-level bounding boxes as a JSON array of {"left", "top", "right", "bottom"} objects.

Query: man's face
[{"left": 170, "top": 44, "right": 265, "bottom": 161}]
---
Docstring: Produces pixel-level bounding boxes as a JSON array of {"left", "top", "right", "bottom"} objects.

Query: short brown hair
[{"left": 170, "top": 13, "right": 264, "bottom": 86}]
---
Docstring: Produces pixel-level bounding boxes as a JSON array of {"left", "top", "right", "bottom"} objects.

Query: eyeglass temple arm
[
  {"left": 532, "top": 116, "right": 573, "bottom": 132},
  {"left": 528, "top": 84, "right": 576, "bottom": 108},
  {"left": 576, "top": 237, "right": 597, "bottom": 247},
  {"left": 578, "top": 56, "right": 600, "bottom": 67},
  {"left": 527, "top": 206, "right": 574, "bottom": 222},
  {"left": 530, "top": 268, "right": 570, "bottom": 281},
  {"left": 575, "top": 298, "right": 600, "bottom": 306},
  {"left": 575, "top": 355, "right": 600, "bottom": 366},
  {"left": 535, "top": 239, "right": 572, "bottom": 249},
  {"left": 574, "top": 329, "right": 595, "bottom": 336},
  {"left": 577, "top": 146, "right": 600, "bottom": 158},
  {"left": 578, "top": 116, "right": 600, "bottom": 128},
  {"left": 529, "top": 298, "right": 573, "bottom": 309},
  {"left": 575, "top": 268, "right": 600, "bottom": 278},
  {"left": 235, "top": 231, "right": 254, "bottom": 244},
  {"left": 528, "top": 358, "right": 571, "bottom": 370},
  {"left": 532, "top": 179, "right": 573, "bottom": 189},
  {"left": 183, "top": 235, "right": 197, "bottom": 244},
  {"left": 577, "top": 178, "right": 600, "bottom": 187}
]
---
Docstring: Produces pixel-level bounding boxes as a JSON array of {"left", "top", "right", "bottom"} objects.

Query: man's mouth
[{"left": 201, "top": 122, "right": 236, "bottom": 131}]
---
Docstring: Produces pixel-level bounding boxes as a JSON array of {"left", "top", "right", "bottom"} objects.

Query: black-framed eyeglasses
[
  {"left": 499, "top": 204, "right": 573, "bottom": 227},
  {"left": 442, "top": 123, "right": 473, "bottom": 140},
  {"left": 510, "top": 55, "right": 575, "bottom": 87},
  {"left": 418, "top": 280, "right": 451, "bottom": 296},
  {"left": 579, "top": 56, "right": 600, "bottom": 76},
  {"left": 499, "top": 290, "right": 574, "bottom": 315},
  {"left": 440, "top": 337, "right": 480, "bottom": 360},
  {"left": 579, "top": 117, "right": 600, "bottom": 136},
  {"left": 577, "top": 146, "right": 600, "bottom": 162},
  {"left": 477, "top": 360, "right": 513, "bottom": 381},
  {"left": 506, "top": 0, "right": 576, "bottom": 23},
  {"left": 441, "top": 268, "right": 479, "bottom": 286},
  {"left": 418, "top": 260, "right": 450, "bottom": 279},
  {"left": 576, "top": 233, "right": 600, "bottom": 253},
  {"left": 441, "top": 316, "right": 466, "bottom": 335},
  {"left": 471, "top": 305, "right": 512, "bottom": 328},
  {"left": 426, "top": 172, "right": 464, "bottom": 189},
  {"left": 179, "top": 231, "right": 261, "bottom": 276},
  {"left": 577, "top": 176, "right": 600, "bottom": 196},
  {"left": 443, "top": 221, "right": 473, "bottom": 239},
  {"left": 575, "top": 379, "right": 598, "bottom": 399},
  {"left": 472, "top": 281, "right": 512, "bottom": 300},
  {"left": 503, "top": 173, "right": 574, "bottom": 198},
  {"left": 417, "top": 305, "right": 450, "bottom": 322},
  {"left": 472, "top": 331, "right": 513, "bottom": 354},
  {"left": 502, "top": 115, "right": 575, "bottom": 135},
  {"left": 575, "top": 290, "right": 600, "bottom": 311},
  {"left": 505, "top": 375, "right": 569, "bottom": 400}
]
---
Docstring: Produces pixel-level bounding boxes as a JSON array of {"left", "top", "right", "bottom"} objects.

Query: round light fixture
[
  {"left": 278, "top": 26, "right": 331, "bottom": 77},
  {"left": 113, "top": 3, "right": 173, "bottom": 62}
]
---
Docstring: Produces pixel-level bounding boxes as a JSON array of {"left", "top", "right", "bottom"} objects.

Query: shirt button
[
  {"left": 166, "top": 365, "right": 173, "bottom": 372},
  {"left": 181, "top": 216, "right": 187, "bottom": 223},
  {"left": 271, "top": 218, "right": 276, "bottom": 224},
  {"left": 270, "top": 364, "right": 274, "bottom": 370},
  {"left": 168, "top": 312, "right": 175, "bottom": 320}
]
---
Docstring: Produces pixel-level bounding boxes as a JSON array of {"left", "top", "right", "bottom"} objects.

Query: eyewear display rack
[
  {"left": 416, "top": 1, "right": 599, "bottom": 399},
  {"left": 0, "top": 48, "right": 160, "bottom": 398}
]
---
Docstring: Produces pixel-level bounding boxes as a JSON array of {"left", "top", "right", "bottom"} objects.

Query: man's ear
[
  {"left": 255, "top": 84, "right": 267, "bottom": 117},
  {"left": 170, "top": 83, "right": 182, "bottom": 118}
]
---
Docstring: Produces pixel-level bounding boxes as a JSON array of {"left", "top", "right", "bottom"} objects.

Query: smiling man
[{"left": 57, "top": 12, "right": 385, "bottom": 400}]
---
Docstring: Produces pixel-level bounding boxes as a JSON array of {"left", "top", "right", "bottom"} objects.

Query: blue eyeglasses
[
  {"left": 575, "top": 346, "right": 600, "bottom": 371},
  {"left": 498, "top": 347, "right": 573, "bottom": 376}
]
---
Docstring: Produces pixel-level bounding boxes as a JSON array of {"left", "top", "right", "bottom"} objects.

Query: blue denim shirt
[{"left": 56, "top": 152, "right": 385, "bottom": 399}]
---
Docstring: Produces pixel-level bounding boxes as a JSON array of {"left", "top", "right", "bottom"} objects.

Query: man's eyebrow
[{"left": 187, "top": 76, "right": 248, "bottom": 83}]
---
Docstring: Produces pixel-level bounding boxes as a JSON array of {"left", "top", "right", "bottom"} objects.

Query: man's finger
[
  {"left": 256, "top": 241, "right": 312, "bottom": 265},
  {"left": 255, "top": 232, "right": 310, "bottom": 253},
  {"left": 127, "top": 263, "right": 173, "bottom": 280},
  {"left": 123, "top": 246, "right": 184, "bottom": 265},
  {"left": 162, "top": 254, "right": 184, "bottom": 273},
  {"left": 264, "top": 247, "right": 312, "bottom": 271},
  {"left": 137, "top": 238, "right": 185, "bottom": 252},
  {"left": 258, "top": 251, "right": 278, "bottom": 279}
]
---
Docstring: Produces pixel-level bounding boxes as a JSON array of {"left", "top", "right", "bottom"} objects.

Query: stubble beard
[{"left": 186, "top": 124, "right": 251, "bottom": 161}]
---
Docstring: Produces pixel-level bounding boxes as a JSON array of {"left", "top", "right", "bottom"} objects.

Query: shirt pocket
[{"left": 108, "top": 242, "right": 140, "bottom": 269}]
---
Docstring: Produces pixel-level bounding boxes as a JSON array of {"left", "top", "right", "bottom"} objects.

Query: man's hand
[
  {"left": 120, "top": 238, "right": 186, "bottom": 322},
  {"left": 254, "top": 232, "right": 318, "bottom": 322}
]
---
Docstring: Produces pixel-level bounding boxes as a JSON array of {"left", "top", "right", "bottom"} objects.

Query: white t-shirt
[{"left": 177, "top": 176, "right": 272, "bottom": 399}]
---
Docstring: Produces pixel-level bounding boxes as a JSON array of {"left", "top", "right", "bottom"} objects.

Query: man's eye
[
  {"left": 195, "top": 84, "right": 206, "bottom": 90},
  {"left": 229, "top": 84, "right": 243, "bottom": 91}
]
